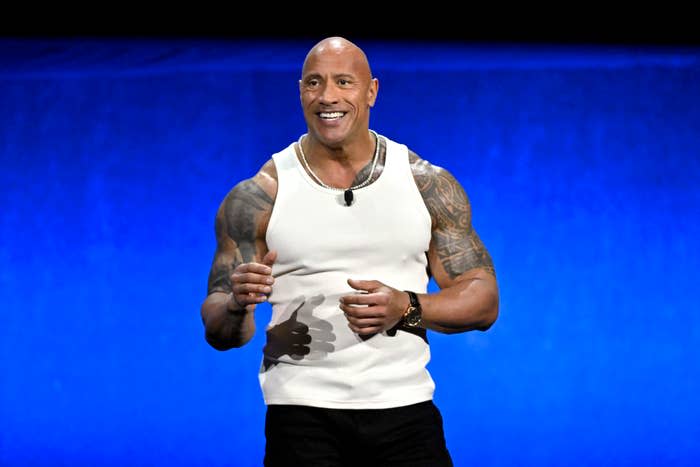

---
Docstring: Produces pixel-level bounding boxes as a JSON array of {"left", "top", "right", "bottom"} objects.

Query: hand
[
  {"left": 229, "top": 250, "right": 277, "bottom": 312},
  {"left": 339, "top": 279, "right": 408, "bottom": 335}
]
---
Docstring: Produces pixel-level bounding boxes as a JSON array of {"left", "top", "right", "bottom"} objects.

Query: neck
[
  {"left": 297, "top": 130, "right": 380, "bottom": 190},
  {"left": 303, "top": 131, "right": 375, "bottom": 167}
]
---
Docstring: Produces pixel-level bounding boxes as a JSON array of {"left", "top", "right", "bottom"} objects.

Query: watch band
[
  {"left": 406, "top": 290, "right": 420, "bottom": 309},
  {"left": 402, "top": 290, "right": 423, "bottom": 327}
]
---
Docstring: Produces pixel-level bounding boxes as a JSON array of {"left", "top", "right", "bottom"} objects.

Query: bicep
[
  {"left": 427, "top": 227, "right": 496, "bottom": 289},
  {"left": 205, "top": 177, "right": 274, "bottom": 295},
  {"left": 417, "top": 164, "right": 495, "bottom": 288},
  {"left": 206, "top": 203, "right": 244, "bottom": 295}
]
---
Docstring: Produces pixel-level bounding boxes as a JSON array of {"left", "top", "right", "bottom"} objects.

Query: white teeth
[{"left": 319, "top": 112, "right": 344, "bottom": 119}]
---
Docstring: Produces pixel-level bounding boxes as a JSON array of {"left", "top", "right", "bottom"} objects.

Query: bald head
[
  {"left": 302, "top": 36, "right": 372, "bottom": 80},
  {"left": 298, "top": 36, "right": 379, "bottom": 148}
]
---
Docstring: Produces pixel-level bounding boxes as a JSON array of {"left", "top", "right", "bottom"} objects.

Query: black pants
[{"left": 264, "top": 400, "right": 453, "bottom": 467}]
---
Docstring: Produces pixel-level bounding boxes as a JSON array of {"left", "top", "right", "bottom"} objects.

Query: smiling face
[{"left": 299, "top": 37, "right": 378, "bottom": 149}]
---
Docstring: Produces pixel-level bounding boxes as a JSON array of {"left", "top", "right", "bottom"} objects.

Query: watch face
[{"left": 405, "top": 307, "right": 422, "bottom": 327}]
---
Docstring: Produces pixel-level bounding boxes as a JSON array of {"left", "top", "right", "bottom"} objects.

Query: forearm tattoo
[
  {"left": 207, "top": 179, "right": 273, "bottom": 294},
  {"left": 410, "top": 152, "right": 495, "bottom": 279}
]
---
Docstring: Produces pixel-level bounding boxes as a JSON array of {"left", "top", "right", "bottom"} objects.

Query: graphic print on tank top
[{"left": 262, "top": 294, "right": 336, "bottom": 371}]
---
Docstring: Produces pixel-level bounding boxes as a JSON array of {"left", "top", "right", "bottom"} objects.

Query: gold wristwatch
[{"left": 402, "top": 291, "right": 423, "bottom": 327}]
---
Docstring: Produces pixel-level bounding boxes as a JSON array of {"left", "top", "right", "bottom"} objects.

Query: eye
[
  {"left": 305, "top": 78, "right": 320, "bottom": 88},
  {"left": 338, "top": 78, "right": 350, "bottom": 86}
]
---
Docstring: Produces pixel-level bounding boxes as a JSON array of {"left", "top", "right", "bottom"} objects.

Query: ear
[{"left": 368, "top": 77, "right": 379, "bottom": 108}]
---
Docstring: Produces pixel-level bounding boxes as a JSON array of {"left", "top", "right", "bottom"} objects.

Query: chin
[{"left": 313, "top": 126, "right": 349, "bottom": 146}]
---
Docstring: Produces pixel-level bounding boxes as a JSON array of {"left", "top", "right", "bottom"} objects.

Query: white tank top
[{"left": 260, "top": 133, "right": 435, "bottom": 409}]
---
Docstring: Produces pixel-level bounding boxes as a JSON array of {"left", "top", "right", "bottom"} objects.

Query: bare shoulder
[
  {"left": 408, "top": 149, "right": 495, "bottom": 280},
  {"left": 408, "top": 150, "right": 468, "bottom": 225},
  {"left": 408, "top": 150, "right": 432, "bottom": 181},
  {"left": 408, "top": 149, "right": 462, "bottom": 189},
  {"left": 214, "top": 159, "right": 277, "bottom": 254},
  {"left": 220, "top": 159, "right": 277, "bottom": 216},
  {"left": 254, "top": 158, "right": 278, "bottom": 200}
]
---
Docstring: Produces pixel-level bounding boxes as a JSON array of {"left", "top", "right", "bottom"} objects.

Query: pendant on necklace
[{"left": 344, "top": 189, "right": 354, "bottom": 206}]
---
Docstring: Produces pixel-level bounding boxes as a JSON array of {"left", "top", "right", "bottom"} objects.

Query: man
[{"left": 200, "top": 36, "right": 499, "bottom": 466}]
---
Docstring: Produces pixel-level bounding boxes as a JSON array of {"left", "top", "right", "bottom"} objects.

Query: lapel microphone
[{"left": 344, "top": 189, "right": 354, "bottom": 206}]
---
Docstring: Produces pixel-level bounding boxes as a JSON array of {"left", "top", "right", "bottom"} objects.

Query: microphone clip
[{"left": 344, "top": 189, "right": 354, "bottom": 206}]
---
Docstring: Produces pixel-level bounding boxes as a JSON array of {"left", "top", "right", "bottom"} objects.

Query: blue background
[{"left": 1, "top": 37, "right": 699, "bottom": 466}]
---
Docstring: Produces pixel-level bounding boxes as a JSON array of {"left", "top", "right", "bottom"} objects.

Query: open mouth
[{"left": 318, "top": 111, "right": 346, "bottom": 120}]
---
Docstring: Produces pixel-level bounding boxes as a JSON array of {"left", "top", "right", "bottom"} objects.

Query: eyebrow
[{"left": 302, "top": 72, "right": 356, "bottom": 81}]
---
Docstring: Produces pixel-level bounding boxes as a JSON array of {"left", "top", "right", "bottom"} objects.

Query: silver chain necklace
[{"left": 297, "top": 130, "right": 380, "bottom": 206}]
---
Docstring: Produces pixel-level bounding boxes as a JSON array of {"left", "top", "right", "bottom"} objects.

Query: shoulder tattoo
[{"left": 409, "top": 151, "right": 495, "bottom": 279}]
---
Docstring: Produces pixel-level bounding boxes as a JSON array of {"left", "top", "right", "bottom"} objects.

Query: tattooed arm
[
  {"left": 339, "top": 150, "right": 498, "bottom": 336},
  {"left": 411, "top": 151, "right": 499, "bottom": 333},
  {"left": 200, "top": 160, "right": 277, "bottom": 350}
]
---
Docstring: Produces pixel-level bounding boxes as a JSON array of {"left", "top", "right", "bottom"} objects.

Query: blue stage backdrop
[{"left": 1, "top": 38, "right": 699, "bottom": 466}]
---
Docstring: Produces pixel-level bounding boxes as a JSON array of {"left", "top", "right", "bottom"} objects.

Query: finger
[
  {"left": 347, "top": 278, "right": 381, "bottom": 292},
  {"left": 233, "top": 282, "right": 273, "bottom": 296},
  {"left": 236, "top": 262, "right": 274, "bottom": 276},
  {"left": 232, "top": 271, "right": 275, "bottom": 286},
  {"left": 235, "top": 292, "right": 270, "bottom": 306},
  {"left": 290, "top": 344, "right": 311, "bottom": 356},
  {"left": 285, "top": 331, "right": 312, "bottom": 345},
  {"left": 348, "top": 323, "right": 383, "bottom": 335},
  {"left": 340, "top": 303, "right": 384, "bottom": 319},
  {"left": 262, "top": 250, "right": 277, "bottom": 267},
  {"left": 339, "top": 293, "right": 386, "bottom": 307},
  {"left": 344, "top": 314, "right": 384, "bottom": 327}
]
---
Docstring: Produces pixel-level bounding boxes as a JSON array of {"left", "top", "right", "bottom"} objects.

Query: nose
[{"left": 319, "top": 83, "right": 339, "bottom": 104}]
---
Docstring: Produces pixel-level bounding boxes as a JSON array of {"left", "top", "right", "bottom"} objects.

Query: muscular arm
[
  {"left": 200, "top": 161, "right": 277, "bottom": 350},
  {"left": 410, "top": 151, "right": 499, "bottom": 333}
]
